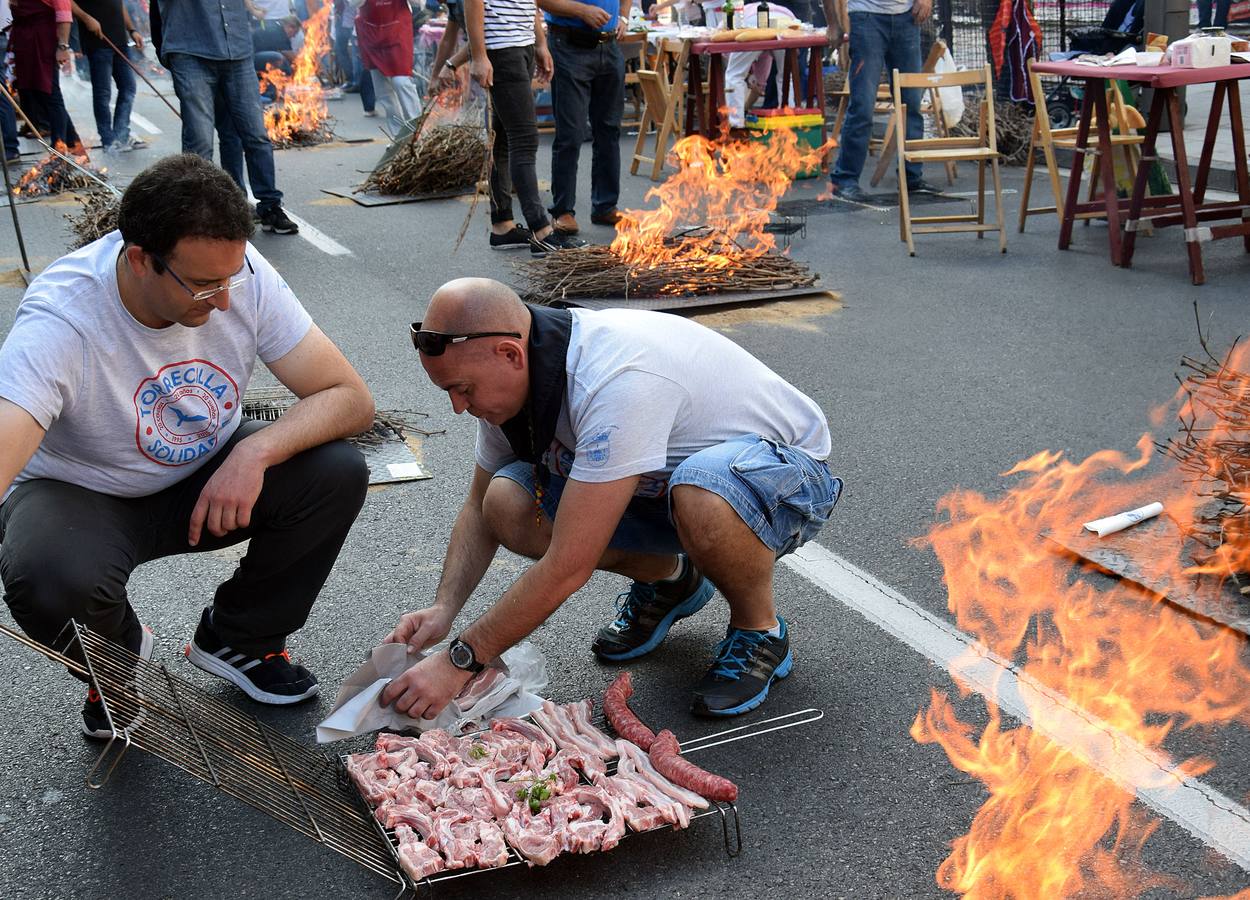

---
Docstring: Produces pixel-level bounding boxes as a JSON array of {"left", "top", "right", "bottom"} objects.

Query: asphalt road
[{"left": 1, "top": 71, "right": 1249, "bottom": 900}]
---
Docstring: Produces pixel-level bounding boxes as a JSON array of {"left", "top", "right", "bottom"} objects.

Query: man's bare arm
[
  {"left": 386, "top": 465, "right": 500, "bottom": 650},
  {"left": 187, "top": 325, "right": 374, "bottom": 544},
  {"left": 460, "top": 474, "right": 640, "bottom": 660},
  {"left": 0, "top": 400, "right": 46, "bottom": 500},
  {"left": 380, "top": 474, "right": 640, "bottom": 717}
]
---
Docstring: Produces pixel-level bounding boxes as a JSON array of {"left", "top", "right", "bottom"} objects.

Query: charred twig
[
  {"left": 517, "top": 244, "right": 818, "bottom": 303},
  {"left": 359, "top": 122, "right": 486, "bottom": 196},
  {"left": 64, "top": 190, "right": 121, "bottom": 248}
]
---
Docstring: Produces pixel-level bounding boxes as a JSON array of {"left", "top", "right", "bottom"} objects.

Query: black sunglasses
[{"left": 409, "top": 322, "right": 522, "bottom": 356}]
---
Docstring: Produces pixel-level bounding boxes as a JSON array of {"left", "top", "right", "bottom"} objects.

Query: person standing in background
[
  {"left": 9, "top": 0, "right": 86, "bottom": 156},
  {"left": 354, "top": 0, "right": 422, "bottom": 135},
  {"left": 537, "top": 0, "right": 628, "bottom": 235},
  {"left": 1195, "top": 0, "right": 1230, "bottom": 29},
  {"left": 159, "top": 0, "right": 300, "bottom": 234},
  {"left": 466, "top": 0, "right": 586, "bottom": 253},
  {"left": 334, "top": 0, "right": 378, "bottom": 115},
  {"left": 73, "top": 0, "right": 147, "bottom": 152},
  {"left": 1, "top": 0, "right": 21, "bottom": 165}
]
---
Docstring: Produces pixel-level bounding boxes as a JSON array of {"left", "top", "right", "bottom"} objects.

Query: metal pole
[
  {"left": 97, "top": 34, "right": 182, "bottom": 121},
  {"left": 0, "top": 148, "right": 32, "bottom": 272}
]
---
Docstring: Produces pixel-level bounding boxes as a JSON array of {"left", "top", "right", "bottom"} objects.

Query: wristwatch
[
  {"left": 448, "top": 637, "right": 484, "bottom": 674},
  {"left": 447, "top": 58, "right": 459, "bottom": 70},
  {"left": 57, "top": 43, "right": 71, "bottom": 51}
]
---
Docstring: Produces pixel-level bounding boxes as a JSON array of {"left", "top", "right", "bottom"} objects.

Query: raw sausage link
[
  {"left": 603, "top": 672, "right": 657, "bottom": 751},
  {"left": 649, "top": 730, "right": 738, "bottom": 803}
]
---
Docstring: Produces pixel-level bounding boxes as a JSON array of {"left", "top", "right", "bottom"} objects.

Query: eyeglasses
[
  {"left": 152, "top": 253, "right": 254, "bottom": 303},
  {"left": 409, "top": 322, "right": 522, "bottom": 356}
]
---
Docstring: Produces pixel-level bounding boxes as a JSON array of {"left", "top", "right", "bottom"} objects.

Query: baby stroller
[{"left": 1043, "top": 0, "right": 1144, "bottom": 128}]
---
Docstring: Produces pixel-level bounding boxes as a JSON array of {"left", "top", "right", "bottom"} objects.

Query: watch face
[{"left": 450, "top": 641, "right": 473, "bottom": 669}]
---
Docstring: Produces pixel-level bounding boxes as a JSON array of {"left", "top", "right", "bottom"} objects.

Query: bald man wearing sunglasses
[
  {"left": 0, "top": 155, "right": 375, "bottom": 737},
  {"left": 382, "top": 277, "right": 842, "bottom": 720}
]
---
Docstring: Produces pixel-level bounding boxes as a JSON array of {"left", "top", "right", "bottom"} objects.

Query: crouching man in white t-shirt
[
  {"left": 0, "top": 155, "right": 375, "bottom": 737},
  {"left": 381, "top": 277, "right": 842, "bottom": 719}
]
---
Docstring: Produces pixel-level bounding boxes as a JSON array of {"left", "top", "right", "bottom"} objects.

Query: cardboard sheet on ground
[
  {"left": 1046, "top": 515, "right": 1250, "bottom": 636},
  {"left": 316, "top": 642, "right": 547, "bottom": 743}
]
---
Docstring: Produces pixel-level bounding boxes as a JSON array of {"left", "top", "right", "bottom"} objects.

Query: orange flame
[
  {"left": 912, "top": 340, "right": 1250, "bottom": 896},
  {"left": 13, "top": 141, "right": 104, "bottom": 196},
  {"left": 258, "top": 4, "right": 332, "bottom": 144},
  {"left": 610, "top": 126, "right": 832, "bottom": 287}
]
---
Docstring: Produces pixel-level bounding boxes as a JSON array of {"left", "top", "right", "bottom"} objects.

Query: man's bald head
[{"left": 423, "top": 278, "right": 530, "bottom": 336}]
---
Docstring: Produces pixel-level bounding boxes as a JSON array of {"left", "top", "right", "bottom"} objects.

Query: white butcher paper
[
  {"left": 315, "top": 641, "right": 547, "bottom": 743},
  {"left": 1082, "top": 501, "right": 1164, "bottom": 538}
]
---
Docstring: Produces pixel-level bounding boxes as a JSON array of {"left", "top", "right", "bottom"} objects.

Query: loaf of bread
[
  {"left": 710, "top": 28, "right": 742, "bottom": 41},
  {"left": 733, "top": 27, "right": 781, "bottom": 41}
]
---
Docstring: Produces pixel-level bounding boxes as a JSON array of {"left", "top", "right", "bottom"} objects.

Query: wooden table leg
[
  {"left": 1091, "top": 83, "right": 1122, "bottom": 265},
  {"left": 809, "top": 46, "right": 828, "bottom": 170},
  {"left": 1226, "top": 79, "right": 1250, "bottom": 253},
  {"left": 687, "top": 54, "right": 702, "bottom": 136},
  {"left": 708, "top": 55, "right": 723, "bottom": 138},
  {"left": 1058, "top": 79, "right": 1096, "bottom": 250},
  {"left": 1194, "top": 80, "right": 1226, "bottom": 205},
  {"left": 1164, "top": 88, "right": 1205, "bottom": 285},
  {"left": 1122, "top": 87, "right": 1165, "bottom": 268}
]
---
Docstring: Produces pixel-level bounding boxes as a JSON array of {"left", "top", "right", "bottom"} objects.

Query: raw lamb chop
[
  {"left": 562, "top": 699, "right": 619, "bottom": 759},
  {"left": 491, "top": 717, "right": 557, "bottom": 758},
  {"left": 616, "top": 739, "right": 709, "bottom": 810},
  {"left": 394, "top": 824, "right": 445, "bottom": 880},
  {"left": 344, "top": 752, "right": 399, "bottom": 805}
]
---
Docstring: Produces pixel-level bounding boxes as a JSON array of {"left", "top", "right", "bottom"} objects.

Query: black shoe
[
  {"left": 184, "top": 608, "right": 319, "bottom": 704},
  {"left": 590, "top": 208, "right": 621, "bottom": 226},
  {"left": 830, "top": 182, "right": 871, "bottom": 204},
  {"left": 489, "top": 224, "right": 533, "bottom": 250},
  {"left": 592, "top": 557, "right": 716, "bottom": 661},
  {"left": 530, "top": 230, "right": 588, "bottom": 256},
  {"left": 82, "top": 625, "right": 154, "bottom": 740},
  {"left": 691, "top": 617, "right": 792, "bottom": 717},
  {"left": 259, "top": 205, "right": 299, "bottom": 235},
  {"left": 907, "top": 179, "right": 944, "bottom": 195}
]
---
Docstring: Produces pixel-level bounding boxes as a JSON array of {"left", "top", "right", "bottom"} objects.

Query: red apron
[
  {"left": 355, "top": 0, "right": 414, "bottom": 78},
  {"left": 10, "top": 0, "right": 58, "bottom": 94}
]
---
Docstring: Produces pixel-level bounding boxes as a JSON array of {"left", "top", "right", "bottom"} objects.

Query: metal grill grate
[{"left": 10, "top": 622, "right": 404, "bottom": 886}]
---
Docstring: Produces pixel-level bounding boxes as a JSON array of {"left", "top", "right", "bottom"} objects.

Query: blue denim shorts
[{"left": 493, "top": 434, "right": 842, "bottom": 557}]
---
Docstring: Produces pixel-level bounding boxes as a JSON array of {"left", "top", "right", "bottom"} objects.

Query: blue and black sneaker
[
  {"left": 592, "top": 556, "right": 715, "bottom": 661},
  {"left": 691, "top": 617, "right": 792, "bottom": 717}
]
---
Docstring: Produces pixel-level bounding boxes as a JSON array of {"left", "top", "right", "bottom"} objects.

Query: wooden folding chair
[
  {"left": 870, "top": 41, "right": 955, "bottom": 188},
  {"left": 629, "top": 39, "right": 691, "bottom": 182},
  {"left": 894, "top": 64, "right": 1006, "bottom": 256},
  {"left": 1018, "top": 58, "right": 1144, "bottom": 232}
]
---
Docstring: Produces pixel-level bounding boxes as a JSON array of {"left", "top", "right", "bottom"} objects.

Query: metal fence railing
[{"left": 933, "top": 0, "right": 1115, "bottom": 72}]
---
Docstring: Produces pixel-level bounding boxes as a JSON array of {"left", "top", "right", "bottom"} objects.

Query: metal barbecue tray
[
  {"left": 345, "top": 705, "right": 824, "bottom": 896},
  {"left": 0, "top": 620, "right": 823, "bottom": 896}
]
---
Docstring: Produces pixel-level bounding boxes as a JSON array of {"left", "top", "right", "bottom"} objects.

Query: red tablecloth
[{"left": 1033, "top": 59, "right": 1250, "bottom": 88}]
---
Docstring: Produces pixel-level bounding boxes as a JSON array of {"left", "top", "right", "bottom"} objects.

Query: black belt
[{"left": 548, "top": 23, "right": 616, "bottom": 44}]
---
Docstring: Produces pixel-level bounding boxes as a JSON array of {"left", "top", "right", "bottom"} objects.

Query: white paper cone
[{"left": 1082, "top": 502, "right": 1164, "bottom": 538}]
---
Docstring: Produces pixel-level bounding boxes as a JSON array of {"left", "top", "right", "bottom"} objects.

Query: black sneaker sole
[
  {"left": 185, "top": 642, "right": 319, "bottom": 705},
  {"left": 261, "top": 222, "right": 299, "bottom": 235},
  {"left": 489, "top": 242, "right": 532, "bottom": 251}
]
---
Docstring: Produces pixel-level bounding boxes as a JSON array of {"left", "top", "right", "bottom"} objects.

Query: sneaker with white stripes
[
  {"left": 82, "top": 624, "right": 155, "bottom": 740},
  {"left": 184, "top": 608, "right": 319, "bottom": 705}
]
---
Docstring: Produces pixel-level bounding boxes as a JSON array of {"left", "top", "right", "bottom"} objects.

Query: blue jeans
[
  {"left": 547, "top": 31, "right": 625, "bottom": 217},
  {"left": 495, "top": 435, "right": 842, "bottom": 557},
  {"left": 87, "top": 47, "right": 136, "bottom": 148},
  {"left": 166, "top": 54, "right": 282, "bottom": 211},
  {"left": 1197, "top": 0, "right": 1231, "bottom": 27},
  {"left": 832, "top": 10, "right": 923, "bottom": 189},
  {"left": 0, "top": 35, "right": 17, "bottom": 159}
]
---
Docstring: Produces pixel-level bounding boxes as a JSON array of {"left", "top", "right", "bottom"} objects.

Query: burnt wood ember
[
  {"left": 518, "top": 244, "right": 818, "bottom": 304},
  {"left": 13, "top": 151, "right": 107, "bottom": 197}
]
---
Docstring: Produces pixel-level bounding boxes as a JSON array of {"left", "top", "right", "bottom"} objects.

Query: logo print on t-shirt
[{"left": 133, "top": 359, "right": 239, "bottom": 466}]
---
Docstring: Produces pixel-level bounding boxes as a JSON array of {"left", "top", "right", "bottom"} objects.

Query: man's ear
[
  {"left": 123, "top": 244, "right": 151, "bottom": 275},
  {"left": 499, "top": 338, "right": 527, "bottom": 370}
]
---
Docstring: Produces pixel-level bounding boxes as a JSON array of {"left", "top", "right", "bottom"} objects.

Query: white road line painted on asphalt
[
  {"left": 128, "top": 112, "right": 162, "bottom": 136},
  {"left": 247, "top": 191, "right": 353, "bottom": 256},
  {"left": 782, "top": 542, "right": 1250, "bottom": 872},
  {"left": 283, "top": 210, "right": 352, "bottom": 256}
]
